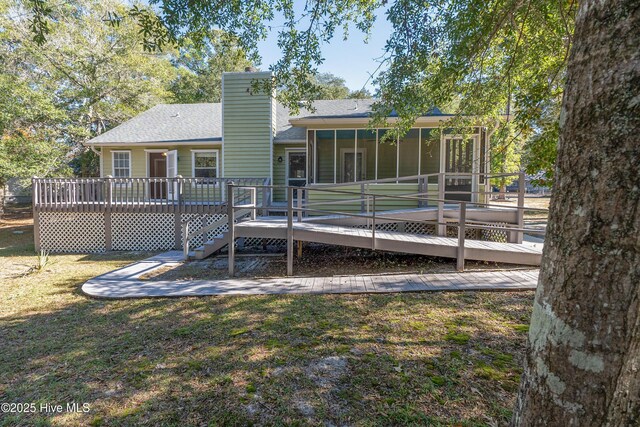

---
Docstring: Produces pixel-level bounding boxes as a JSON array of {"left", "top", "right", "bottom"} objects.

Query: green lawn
[{"left": 0, "top": 210, "right": 534, "bottom": 426}]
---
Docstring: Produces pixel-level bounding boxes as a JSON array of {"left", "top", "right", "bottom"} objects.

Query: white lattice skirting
[
  {"left": 111, "top": 213, "right": 175, "bottom": 251},
  {"left": 39, "top": 212, "right": 106, "bottom": 252},
  {"left": 37, "top": 212, "right": 181, "bottom": 252}
]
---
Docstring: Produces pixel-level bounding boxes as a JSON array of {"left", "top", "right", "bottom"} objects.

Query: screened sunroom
[{"left": 305, "top": 127, "right": 489, "bottom": 203}]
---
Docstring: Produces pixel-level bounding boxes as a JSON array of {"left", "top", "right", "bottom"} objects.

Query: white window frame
[
  {"left": 111, "top": 150, "right": 132, "bottom": 186},
  {"left": 191, "top": 149, "right": 219, "bottom": 184}
]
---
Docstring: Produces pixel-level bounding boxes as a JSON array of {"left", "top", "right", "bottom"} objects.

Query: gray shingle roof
[
  {"left": 87, "top": 99, "right": 447, "bottom": 145},
  {"left": 88, "top": 103, "right": 222, "bottom": 144}
]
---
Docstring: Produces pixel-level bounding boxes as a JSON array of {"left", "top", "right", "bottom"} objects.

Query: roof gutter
[
  {"left": 289, "top": 114, "right": 511, "bottom": 128},
  {"left": 289, "top": 115, "right": 457, "bottom": 127},
  {"left": 83, "top": 140, "right": 223, "bottom": 147}
]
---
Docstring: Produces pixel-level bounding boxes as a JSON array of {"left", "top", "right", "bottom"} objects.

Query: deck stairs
[{"left": 193, "top": 231, "right": 229, "bottom": 259}]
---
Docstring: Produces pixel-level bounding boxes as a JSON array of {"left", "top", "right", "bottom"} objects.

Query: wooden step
[{"left": 194, "top": 233, "right": 229, "bottom": 260}]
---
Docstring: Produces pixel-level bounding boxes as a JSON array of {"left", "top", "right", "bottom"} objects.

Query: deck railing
[
  {"left": 226, "top": 179, "right": 547, "bottom": 276},
  {"left": 309, "top": 171, "right": 527, "bottom": 242},
  {"left": 32, "top": 176, "right": 270, "bottom": 214}
]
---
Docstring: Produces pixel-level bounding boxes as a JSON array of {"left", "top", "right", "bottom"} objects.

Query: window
[
  {"left": 192, "top": 150, "right": 218, "bottom": 178},
  {"left": 112, "top": 151, "right": 131, "bottom": 178}
]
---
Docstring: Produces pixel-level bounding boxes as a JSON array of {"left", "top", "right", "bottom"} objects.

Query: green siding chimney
[{"left": 222, "top": 71, "right": 275, "bottom": 180}]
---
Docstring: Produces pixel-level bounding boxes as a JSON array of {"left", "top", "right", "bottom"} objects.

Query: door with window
[
  {"left": 443, "top": 137, "right": 476, "bottom": 201},
  {"left": 342, "top": 150, "right": 364, "bottom": 183},
  {"left": 148, "top": 152, "right": 167, "bottom": 199},
  {"left": 287, "top": 151, "right": 306, "bottom": 200}
]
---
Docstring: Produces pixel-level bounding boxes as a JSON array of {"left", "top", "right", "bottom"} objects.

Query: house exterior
[
  {"left": 85, "top": 70, "right": 491, "bottom": 207},
  {"left": 33, "top": 70, "right": 505, "bottom": 254}
]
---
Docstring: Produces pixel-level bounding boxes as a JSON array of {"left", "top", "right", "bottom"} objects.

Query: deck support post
[
  {"left": 516, "top": 172, "right": 525, "bottom": 244},
  {"left": 437, "top": 173, "right": 446, "bottom": 236},
  {"left": 173, "top": 175, "right": 183, "bottom": 250},
  {"left": 287, "top": 187, "right": 294, "bottom": 276},
  {"left": 360, "top": 183, "right": 365, "bottom": 213},
  {"left": 371, "top": 195, "right": 376, "bottom": 250},
  {"left": 227, "top": 182, "right": 235, "bottom": 277},
  {"left": 457, "top": 202, "right": 466, "bottom": 272},
  {"left": 297, "top": 188, "right": 303, "bottom": 222},
  {"left": 261, "top": 186, "right": 269, "bottom": 216},
  {"left": 104, "top": 176, "right": 113, "bottom": 251},
  {"left": 32, "top": 177, "right": 41, "bottom": 252},
  {"left": 251, "top": 187, "right": 257, "bottom": 220}
]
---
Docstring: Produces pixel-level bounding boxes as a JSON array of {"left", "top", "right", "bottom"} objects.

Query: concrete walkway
[{"left": 81, "top": 251, "right": 539, "bottom": 299}]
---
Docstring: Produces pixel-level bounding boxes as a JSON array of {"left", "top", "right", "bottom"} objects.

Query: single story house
[
  {"left": 33, "top": 70, "right": 512, "bottom": 254},
  {"left": 85, "top": 70, "right": 492, "bottom": 206}
]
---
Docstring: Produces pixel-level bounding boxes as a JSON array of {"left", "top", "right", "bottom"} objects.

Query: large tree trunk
[{"left": 512, "top": 0, "right": 639, "bottom": 425}]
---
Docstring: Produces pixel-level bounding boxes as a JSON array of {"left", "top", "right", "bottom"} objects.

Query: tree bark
[{"left": 512, "top": 0, "right": 639, "bottom": 425}]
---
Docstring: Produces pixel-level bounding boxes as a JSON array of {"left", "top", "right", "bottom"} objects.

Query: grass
[{"left": 0, "top": 207, "right": 535, "bottom": 426}]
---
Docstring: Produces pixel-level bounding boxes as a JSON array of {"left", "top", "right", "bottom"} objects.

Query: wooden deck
[{"left": 235, "top": 218, "right": 543, "bottom": 266}]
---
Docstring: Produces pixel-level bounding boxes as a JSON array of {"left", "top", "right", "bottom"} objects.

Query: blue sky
[{"left": 255, "top": 5, "right": 393, "bottom": 93}]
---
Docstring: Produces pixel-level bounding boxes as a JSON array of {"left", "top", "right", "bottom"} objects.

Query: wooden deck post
[
  {"left": 227, "top": 182, "right": 235, "bottom": 276},
  {"left": 297, "top": 188, "right": 303, "bottom": 222},
  {"left": 261, "top": 179, "right": 271, "bottom": 217},
  {"left": 287, "top": 187, "right": 294, "bottom": 276},
  {"left": 104, "top": 176, "right": 113, "bottom": 251},
  {"left": 371, "top": 195, "right": 376, "bottom": 250},
  {"left": 173, "top": 176, "right": 182, "bottom": 249},
  {"left": 32, "top": 177, "right": 41, "bottom": 252},
  {"left": 437, "top": 173, "right": 446, "bottom": 236},
  {"left": 457, "top": 202, "right": 466, "bottom": 272},
  {"left": 251, "top": 187, "right": 257, "bottom": 221},
  {"left": 360, "top": 182, "right": 365, "bottom": 213},
  {"left": 516, "top": 172, "right": 525, "bottom": 244}
]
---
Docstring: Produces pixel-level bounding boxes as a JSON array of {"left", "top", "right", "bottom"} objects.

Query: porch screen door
[
  {"left": 343, "top": 152, "right": 364, "bottom": 182},
  {"left": 166, "top": 150, "right": 178, "bottom": 200},
  {"left": 444, "top": 138, "right": 474, "bottom": 201}
]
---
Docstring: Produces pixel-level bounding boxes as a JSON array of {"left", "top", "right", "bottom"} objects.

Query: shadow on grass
[{"left": 0, "top": 281, "right": 534, "bottom": 426}]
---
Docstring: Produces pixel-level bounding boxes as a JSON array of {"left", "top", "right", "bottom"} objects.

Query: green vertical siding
[{"left": 222, "top": 72, "right": 274, "bottom": 179}]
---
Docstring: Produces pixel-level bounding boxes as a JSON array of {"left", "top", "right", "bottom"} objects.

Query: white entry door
[{"left": 166, "top": 150, "right": 178, "bottom": 200}]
